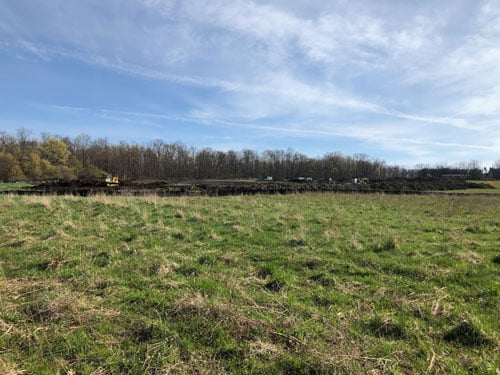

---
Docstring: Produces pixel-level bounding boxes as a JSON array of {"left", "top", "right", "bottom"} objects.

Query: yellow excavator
[{"left": 105, "top": 173, "right": 119, "bottom": 186}]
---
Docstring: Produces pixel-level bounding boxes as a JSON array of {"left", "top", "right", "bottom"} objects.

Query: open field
[{"left": 0, "top": 193, "right": 499, "bottom": 374}]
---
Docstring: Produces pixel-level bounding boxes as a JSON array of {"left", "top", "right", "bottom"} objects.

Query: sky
[{"left": 0, "top": 0, "right": 499, "bottom": 167}]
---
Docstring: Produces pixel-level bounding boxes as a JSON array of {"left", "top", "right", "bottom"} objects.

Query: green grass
[
  {"left": 0, "top": 182, "right": 33, "bottom": 192},
  {"left": 468, "top": 180, "right": 500, "bottom": 187},
  {"left": 443, "top": 180, "right": 500, "bottom": 194},
  {"left": 0, "top": 193, "right": 499, "bottom": 374}
]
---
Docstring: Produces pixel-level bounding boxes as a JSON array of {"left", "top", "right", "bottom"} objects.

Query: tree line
[{"left": 0, "top": 129, "right": 498, "bottom": 182}]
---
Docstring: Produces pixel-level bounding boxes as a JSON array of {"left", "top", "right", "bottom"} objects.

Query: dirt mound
[
  {"left": 10, "top": 177, "right": 490, "bottom": 196},
  {"left": 366, "top": 177, "right": 470, "bottom": 192}
]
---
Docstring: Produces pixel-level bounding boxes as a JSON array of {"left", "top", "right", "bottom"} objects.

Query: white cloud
[
  {"left": 458, "top": 85, "right": 500, "bottom": 116},
  {"left": 1, "top": 0, "right": 499, "bottom": 164}
]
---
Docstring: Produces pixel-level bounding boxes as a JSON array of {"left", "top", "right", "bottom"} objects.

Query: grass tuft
[
  {"left": 373, "top": 236, "right": 398, "bottom": 252},
  {"left": 301, "top": 257, "right": 323, "bottom": 269},
  {"left": 264, "top": 278, "right": 286, "bottom": 292},
  {"left": 363, "top": 316, "right": 407, "bottom": 339},
  {"left": 443, "top": 320, "right": 493, "bottom": 347},
  {"left": 287, "top": 238, "right": 307, "bottom": 247}
]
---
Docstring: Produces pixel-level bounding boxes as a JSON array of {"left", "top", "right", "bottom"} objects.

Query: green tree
[
  {"left": 41, "top": 138, "right": 70, "bottom": 166},
  {"left": 40, "top": 160, "right": 74, "bottom": 180},
  {"left": 0, "top": 153, "right": 26, "bottom": 182},
  {"left": 21, "top": 152, "right": 43, "bottom": 180}
]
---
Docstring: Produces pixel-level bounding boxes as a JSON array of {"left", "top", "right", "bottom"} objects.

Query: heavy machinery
[{"left": 105, "top": 173, "right": 119, "bottom": 186}]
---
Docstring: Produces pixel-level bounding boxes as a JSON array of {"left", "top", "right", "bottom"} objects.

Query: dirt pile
[{"left": 14, "top": 177, "right": 492, "bottom": 196}]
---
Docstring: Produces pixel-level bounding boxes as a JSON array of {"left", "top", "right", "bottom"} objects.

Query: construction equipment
[{"left": 105, "top": 173, "right": 119, "bottom": 186}]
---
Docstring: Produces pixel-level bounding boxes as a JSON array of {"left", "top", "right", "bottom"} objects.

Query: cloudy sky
[{"left": 0, "top": 0, "right": 499, "bottom": 167}]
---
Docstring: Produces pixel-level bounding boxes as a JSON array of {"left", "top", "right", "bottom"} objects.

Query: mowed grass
[{"left": 0, "top": 193, "right": 498, "bottom": 374}]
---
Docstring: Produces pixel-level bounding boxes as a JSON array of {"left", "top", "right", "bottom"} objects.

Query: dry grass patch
[
  {"left": 88, "top": 194, "right": 129, "bottom": 207},
  {"left": 174, "top": 209, "right": 185, "bottom": 219},
  {"left": 349, "top": 235, "right": 364, "bottom": 251},
  {"left": 455, "top": 250, "right": 484, "bottom": 264},
  {"left": 208, "top": 231, "right": 222, "bottom": 241},
  {"left": 322, "top": 228, "right": 339, "bottom": 241},
  {"left": 0, "top": 195, "right": 15, "bottom": 208},
  {"left": 231, "top": 223, "right": 244, "bottom": 233},
  {"left": 140, "top": 194, "right": 160, "bottom": 206},
  {"left": 22, "top": 293, "right": 77, "bottom": 324},
  {"left": 54, "top": 228, "right": 70, "bottom": 239},
  {"left": 0, "top": 318, "right": 22, "bottom": 337},
  {"left": 314, "top": 213, "right": 331, "bottom": 224},
  {"left": 399, "top": 288, "right": 454, "bottom": 320},
  {"left": 0, "top": 362, "right": 27, "bottom": 375},
  {"left": 171, "top": 293, "right": 268, "bottom": 340},
  {"left": 275, "top": 216, "right": 285, "bottom": 226},
  {"left": 220, "top": 252, "right": 239, "bottom": 266},
  {"left": 189, "top": 211, "right": 205, "bottom": 222},
  {"left": 1, "top": 277, "right": 119, "bottom": 331},
  {"left": 172, "top": 293, "right": 206, "bottom": 313},
  {"left": 23, "top": 195, "right": 52, "bottom": 209},
  {"left": 163, "top": 355, "right": 229, "bottom": 375},
  {"left": 155, "top": 261, "right": 180, "bottom": 277},
  {"left": 0, "top": 277, "right": 62, "bottom": 299},
  {"left": 62, "top": 220, "right": 77, "bottom": 230},
  {"left": 249, "top": 339, "right": 283, "bottom": 358}
]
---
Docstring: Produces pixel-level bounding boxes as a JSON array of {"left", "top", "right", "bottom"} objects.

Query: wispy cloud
[
  {"left": 42, "top": 104, "right": 498, "bottom": 167},
  {"left": 0, "top": 0, "right": 499, "bottom": 165}
]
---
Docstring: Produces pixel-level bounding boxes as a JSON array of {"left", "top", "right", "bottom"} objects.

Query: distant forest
[{"left": 1, "top": 129, "right": 499, "bottom": 182}]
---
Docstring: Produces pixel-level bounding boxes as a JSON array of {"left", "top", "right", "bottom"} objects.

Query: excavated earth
[{"left": 9, "top": 177, "right": 494, "bottom": 196}]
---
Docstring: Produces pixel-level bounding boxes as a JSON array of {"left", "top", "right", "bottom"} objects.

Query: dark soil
[{"left": 6, "top": 177, "right": 494, "bottom": 196}]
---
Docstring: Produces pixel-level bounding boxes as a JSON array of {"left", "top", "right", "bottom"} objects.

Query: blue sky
[{"left": 0, "top": 0, "right": 499, "bottom": 167}]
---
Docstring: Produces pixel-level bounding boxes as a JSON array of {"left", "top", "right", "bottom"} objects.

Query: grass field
[
  {"left": 0, "top": 182, "right": 33, "bottom": 192},
  {"left": 0, "top": 193, "right": 499, "bottom": 374}
]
